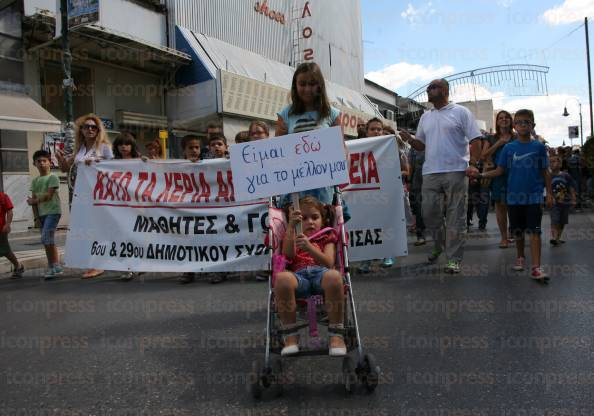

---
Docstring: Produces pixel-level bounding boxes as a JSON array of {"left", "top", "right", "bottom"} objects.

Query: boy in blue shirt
[{"left": 477, "top": 109, "right": 553, "bottom": 282}]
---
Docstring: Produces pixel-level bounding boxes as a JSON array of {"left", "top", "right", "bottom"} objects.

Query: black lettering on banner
[
  {"left": 349, "top": 229, "right": 383, "bottom": 247},
  {"left": 234, "top": 244, "right": 268, "bottom": 258},
  {"left": 146, "top": 244, "right": 229, "bottom": 262},
  {"left": 132, "top": 215, "right": 219, "bottom": 235},
  {"left": 225, "top": 215, "right": 240, "bottom": 234},
  {"left": 247, "top": 212, "right": 269, "bottom": 233}
]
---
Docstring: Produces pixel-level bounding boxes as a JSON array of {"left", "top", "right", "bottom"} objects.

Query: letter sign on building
[{"left": 254, "top": 0, "right": 286, "bottom": 25}]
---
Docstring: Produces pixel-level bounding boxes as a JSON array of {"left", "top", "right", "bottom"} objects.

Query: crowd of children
[{"left": 2, "top": 64, "right": 590, "bottom": 294}]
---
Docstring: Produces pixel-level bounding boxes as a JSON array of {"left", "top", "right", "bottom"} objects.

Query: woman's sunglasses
[{"left": 82, "top": 124, "right": 98, "bottom": 131}]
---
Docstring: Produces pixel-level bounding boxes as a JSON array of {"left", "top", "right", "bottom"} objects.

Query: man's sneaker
[
  {"left": 428, "top": 249, "right": 442, "bottom": 263},
  {"left": 531, "top": 267, "right": 550, "bottom": 282},
  {"left": 414, "top": 237, "right": 426, "bottom": 246},
  {"left": 10, "top": 264, "right": 24, "bottom": 279},
  {"left": 178, "top": 272, "right": 195, "bottom": 284},
  {"left": 512, "top": 257, "right": 525, "bottom": 271},
  {"left": 550, "top": 239, "right": 559, "bottom": 246},
  {"left": 52, "top": 265, "right": 64, "bottom": 276},
  {"left": 382, "top": 257, "right": 395, "bottom": 268},
  {"left": 444, "top": 260, "right": 461, "bottom": 274}
]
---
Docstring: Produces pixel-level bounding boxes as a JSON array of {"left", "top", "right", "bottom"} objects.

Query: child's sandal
[{"left": 328, "top": 324, "right": 347, "bottom": 357}]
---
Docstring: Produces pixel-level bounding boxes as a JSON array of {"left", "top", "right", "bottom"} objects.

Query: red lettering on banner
[
  {"left": 93, "top": 171, "right": 109, "bottom": 200},
  {"left": 302, "top": 1, "right": 311, "bottom": 18},
  {"left": 367, "top": 152, "right": 380, "bottom": 183},
  {"left": 349, "top": 152, "right": 380, "bottom": 184},
  {"left": 135, "top": 172, "right": 148, "bottom": 201},
  {"left": 191, "top": 172, "right": 211, "bottom": 203},
  {"left": 350, "top": 115, "right": 357, "bottom": 129},
  {"left": 156, "top": 173, "right": 174, "bottom": 202},
  {"left": 93, "top": 171, "right": 134, "bottom": 202},
  {"left": 359, "top": 151, "right": 367, "bottom": 183},
  {"left": 349, "top": 153, "right": 361, "bottom": 184},
  {"left": 103, "top": 173, "right": 116, "bottom": 201},
  {"left": 109, "top": 172, "right": 123, "bottom": 201},
  {"left": 303, "top": 27, "right": 312, "bottom": 38},
  {"left": 216, "top": 171, "right": 230, "bottom": 202},
  {"left": 303, "top": 48, "right": 314, "bottom": 60},
  {"left": 169, "top": 173, "right": 184, "bottom": 203},
  {"left": 180, "top": 173, "right": 193, "bottom": 202},
  {"left": 227, "top": 170, "right": 235, "bottom": 201},
  {"left": 142, "top": 173, "right": 157, "bottom": 202},
  {"left": 119, "top": 172, "right": 132, "bottom": 202}
]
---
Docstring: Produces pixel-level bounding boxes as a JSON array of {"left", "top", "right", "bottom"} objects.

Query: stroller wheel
[
  {"left": 360, "top": 353, "right": 380, "bottom": 393},
  {"left": 342, "top": 356, "right": 357, "bottom": 394},
  {"left": 249, "top": 360, "right": 263, "bottom": 399}
]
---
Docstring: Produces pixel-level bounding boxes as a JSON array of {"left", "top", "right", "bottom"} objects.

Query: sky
[{"left": 361, "top": 0, "right": 594, "bottom": 147}]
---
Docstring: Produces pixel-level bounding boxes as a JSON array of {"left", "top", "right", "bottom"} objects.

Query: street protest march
[{"left": 64, "top": 133, "right": 406, "bottom": 272}]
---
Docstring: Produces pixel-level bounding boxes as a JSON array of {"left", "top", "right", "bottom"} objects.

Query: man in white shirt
[{"left": 400, "top": 79, "right": 481, "bottom": 273}]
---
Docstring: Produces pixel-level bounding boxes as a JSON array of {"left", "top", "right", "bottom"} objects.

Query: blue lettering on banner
[
  {"left": 241, "top": 144, "right": 286, "bottom": 169},
  {"left": 291, "top": 160, "right": 347, "bottom": 187}
]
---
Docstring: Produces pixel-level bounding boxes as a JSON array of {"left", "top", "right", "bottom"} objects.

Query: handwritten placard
[{"left": 229, "top": 126, "right": 349, "bottom": 201}]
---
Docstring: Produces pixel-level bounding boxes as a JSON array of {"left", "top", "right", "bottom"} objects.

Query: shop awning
[
  {"left": 26, "top": 23, "right": 192, "bottom": 75},
  {"left": 0, "top": 91, "right": 61, "bottom": 132},
  {"left": 175, "top": 26, "right": 381, "bottom": 118}
]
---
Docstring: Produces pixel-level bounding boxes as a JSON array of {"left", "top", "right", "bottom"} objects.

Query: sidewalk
[{"left": 0, "top": 229, "right": 66, "bottom": 274}]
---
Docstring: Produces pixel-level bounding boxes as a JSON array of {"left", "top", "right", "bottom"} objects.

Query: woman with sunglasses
[{"left": 56, "top": 114, "right": 113, "bottom": 279}]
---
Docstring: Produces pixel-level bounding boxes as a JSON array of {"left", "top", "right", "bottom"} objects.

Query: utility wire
[{"left": 503, "top": 21, "right": 585, "bottom": 65}]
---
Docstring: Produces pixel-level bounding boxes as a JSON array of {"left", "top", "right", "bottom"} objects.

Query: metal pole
[
  {"left": 586, "top": 17, "right": 594, "bottom": 140},
  {"left": 60, "top": 0, "right": 73, "bottom": 125},
  {"left": 579, "top": 103, "right": 584, "bottom": 147}
]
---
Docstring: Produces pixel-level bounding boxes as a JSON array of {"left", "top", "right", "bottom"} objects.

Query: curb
[{"left": 0, "top": 249, "right": 64, "bottom": 275}]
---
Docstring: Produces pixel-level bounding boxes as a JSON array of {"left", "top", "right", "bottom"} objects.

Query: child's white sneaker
[
  {"left": 280, "top": 344, "right": 299, "bottom": 356},
  {"left": 512, "top": 257, "right": 525, "bottom": 271}
]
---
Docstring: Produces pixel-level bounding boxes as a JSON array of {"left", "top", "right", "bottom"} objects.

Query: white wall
[
  {"left": 100, "top": 0, "right": 166, "bottom": 46},
  {"left": 458, "top": 100, "right": 494, "bottom": 132}
]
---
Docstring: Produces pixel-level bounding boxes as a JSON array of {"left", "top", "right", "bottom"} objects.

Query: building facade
[{"left": 166, "top": 0, "right": 381, "bottom": 143}]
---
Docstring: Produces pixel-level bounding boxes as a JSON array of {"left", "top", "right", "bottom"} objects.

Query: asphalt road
[{"left": 1, "top": 212, "right": 594, "bottom": 415}]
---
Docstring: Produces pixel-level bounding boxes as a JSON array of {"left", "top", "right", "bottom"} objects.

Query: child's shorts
[
  {"left": 39, "top": 214, "right": 61, "bottom": 245},
  {"left": 0, "top": 232, "right": 12, "bottom": 257},
  {"left": 550, "top": 204, "right": 570, "bottom": 225},
  {"left": 294, "top": 266, "right": 329, "bottom": 298},
  {"left": 508, "top": 204, "right": 542, "bottom": 236}
]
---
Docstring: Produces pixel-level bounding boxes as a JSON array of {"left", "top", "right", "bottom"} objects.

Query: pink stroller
[{"left": 248, "top": 187, "right": 381, "bottom": 398}]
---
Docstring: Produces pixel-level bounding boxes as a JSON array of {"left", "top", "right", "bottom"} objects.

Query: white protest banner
[
  {"left": 229, "top": 126, "right": 349, "bottom": 201},
  {"left": 65, "top": 159, "right": 269, "bottom": 272},
  {"left": 65, "top": 136, "right": 406, "bottom": 271},
  {"left": 342, "top": 135, "right": 407, "bottom": 260}
]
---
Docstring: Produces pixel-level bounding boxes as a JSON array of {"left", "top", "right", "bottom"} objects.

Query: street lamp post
[{"left": 563, "top": 98, "right": 583, "bottom": 147}]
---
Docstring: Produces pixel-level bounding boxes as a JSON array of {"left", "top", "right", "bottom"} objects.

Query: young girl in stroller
[{"left": 274, "top": 195, "right": 347, "bottom": 357}]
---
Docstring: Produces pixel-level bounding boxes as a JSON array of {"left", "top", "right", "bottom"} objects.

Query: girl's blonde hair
[{"left": 74, "top": 113, "right": 111, "bottom": 155}]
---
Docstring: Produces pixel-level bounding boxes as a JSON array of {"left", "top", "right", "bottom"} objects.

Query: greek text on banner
[{"left": 64, "top": 135, "right": 406, "bottom": 272}]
